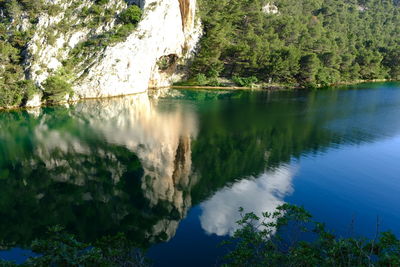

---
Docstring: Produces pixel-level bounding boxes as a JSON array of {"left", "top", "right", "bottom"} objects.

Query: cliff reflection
[
  {"left": 0, "top": 93, "right": 198, "bottom": 247},
  {"left": 84, "top": 95, "right": 197, "bottom": 241},
  {"left": 1, "top": 85, "right": 400, "bottom": 251},
  {"left": 74, "top": 94, "right": 198, "bottom": 226}
]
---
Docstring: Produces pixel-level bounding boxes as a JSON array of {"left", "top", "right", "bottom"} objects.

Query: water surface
[{"left": 0, "top": 83, "right": 400, "bottom": 266}]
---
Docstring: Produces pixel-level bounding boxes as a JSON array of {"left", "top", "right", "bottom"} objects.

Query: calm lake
[{"left": 0, "top": 83, "right": 400, "bottom": 266}]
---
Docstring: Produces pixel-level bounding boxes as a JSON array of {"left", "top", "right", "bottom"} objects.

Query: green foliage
[
  {"left": 62, "top": 4, "right": 142, "bottom": 78},
  {"left": 0, "top": 1, "right": 144, "bottom": 108},
  {"left": 0, "top": 0, "right": 45, "bottom": 108},
  {"left": 26, "top": 226, "right": 104, "bottom": 266},
  {"left": 222, "top": 204, "right": 400, "bottom": 266},
  {"left": 119, "top": 5, "right": 143, "bottom": 25},
  {"left": 185, "top": 74, "right": 220, "bottom": 86},
  {"left": 0, "top": 227, "right": 149, "bottom": 266},
  {"left": 45, "top": 3, "right": 62, "bottom": 17},
  {"left": 0, "top": 39, "right": 39, "bottom": 107},
  {"left": 95, "top": 0, "right": 110, "bottom": 5},
  {"left": 232, "top": 76, "right": 258, "bottom": 87},
  {"left": 195, "top": 73, "right": 208, "bottom": 86},
  {"left": 383, "top": 49, "right": 400, "bottom": 80},
  {"left": 42, "top": 75, "right": 72, "bottom": 104},
  {"left": 0, "top": 82, "right": 25, "bottom": 108},
  {"left": 192, "top": 0, "right": 400, "bottom": 87}
]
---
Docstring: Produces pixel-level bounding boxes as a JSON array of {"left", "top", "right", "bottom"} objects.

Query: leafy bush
[
  {"left": 95, "top": 0, "right": 109, "bottom": 5},
  {"left": 207, "top": 78, "right": 220, "bottom": 86},
  {"left": 0, "top": 1, "right": 43, "bottom": 108},
  {"left": 0, "top": 226, "right": 150, "bottom": 266},
  {"left": 195, "top": 73, "right": 208, "bottom": 85},
  {"left": 232, "top": 76, "right": 258, "bottom": 87},
  {"left": 0, "top": 86, "right": 25, "bottom": 108},
  {"left": 0, "top": 78, "right": 39, "bottom": 108},
  {"left": 222, "top": 204, "right": 400, "bottom": 267},
  {"left": 42, "top": 75, "right": 72, "bottom": 104},
  {"left": 119, "top": 5, "right": 142, "bottom": 25}
]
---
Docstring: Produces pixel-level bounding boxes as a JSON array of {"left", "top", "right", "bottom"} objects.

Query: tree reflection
[{"left": 1, "top": 85, "right": 400, "bottom": 251}]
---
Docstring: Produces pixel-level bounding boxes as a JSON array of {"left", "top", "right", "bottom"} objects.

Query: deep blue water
[{"left": 0, "top": 83, "right": 399, "bottom": 266}]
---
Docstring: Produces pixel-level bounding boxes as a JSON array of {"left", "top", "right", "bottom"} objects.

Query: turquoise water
[{"left": 0, "top": 83, "right": 400, "bottom": 265}]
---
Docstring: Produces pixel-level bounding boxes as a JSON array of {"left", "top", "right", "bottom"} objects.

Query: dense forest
[{"left": 191, "top": 0, "right": 400, "bottom": 87}]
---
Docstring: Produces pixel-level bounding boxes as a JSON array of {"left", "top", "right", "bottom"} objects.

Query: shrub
[
  {"left": 0, "top": 78, "right": 39, "bottom": 108},
  {"left": 195, "top": 73, "right": 208, "bottom": 85},
  {"left": 46, "top": 4, "right": 63, "bottom": 16},
  {"left": 0, "top": 86, "right": 24, "bottom": 108},
  {"left": 42, "top": 75, "right": 72, "bottom": 103},
  {"left": 207, "top": 78, "right": 220, "bottom": 86},
  {"left": 95, "top": 0, "right": 109, "bottom": 5},
  {"left": 119, "top": 5, "right": 142, "bottom": 25},
  {"left": 232, "top": 76, "right": 258, "bottom": 87},
  {"left": 19, "top": 80, "right": 39, "bottom": 100},
  {"left": 222, "top": 204, "right": 400, "bottom": 267},
  {"left": 0, "top": 226, "right": 150, "bottom": 266}
]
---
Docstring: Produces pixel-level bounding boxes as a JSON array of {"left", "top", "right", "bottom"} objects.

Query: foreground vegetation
[
  {"left": 191, "top": 0, "right": 400, "bottom": 88},
  {"left": 1, "top": 204, "right": 398, "bottom": 266},
  {"left": 222, "top": 204, "right": 400, "bottom": 266},
  {"left": 0, "top": 227, "right": 149, "bottom": 267}
]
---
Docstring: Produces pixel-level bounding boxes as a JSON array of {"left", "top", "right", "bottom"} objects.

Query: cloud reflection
[{"left": 200, "top": 165, "right": 295, "bottom": 236}]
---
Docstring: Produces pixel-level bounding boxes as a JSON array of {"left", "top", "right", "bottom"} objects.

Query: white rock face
[
  {"left": 26, "top": 0, "right": 201, "bottom": 99},
  {"left": 74, "top": 0, "right": 201, "bottom": 98},
  {"left": 263, "top": 3, "right": 279, "bottom": 15},
  {"left": 25, "top": 93, "right": 42, "bottom": 108},
  {"left": 26, "top": 0, "right": 120, "bottom": 84}
]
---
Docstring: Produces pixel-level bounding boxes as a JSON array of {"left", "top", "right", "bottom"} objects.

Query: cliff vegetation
[{"left": 0, "top": 0, "right": 142, "bottom": 108}]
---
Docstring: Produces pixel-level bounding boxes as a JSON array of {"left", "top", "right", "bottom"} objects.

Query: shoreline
[
  {"left": 0, "top": 91, "right": 148, "bottom": 112},
  {"left": 0, "top": 79, "right": 397, "bottom": 112},
  {"left": 171, "top": 79, "right": 396, "bottom": 91}
]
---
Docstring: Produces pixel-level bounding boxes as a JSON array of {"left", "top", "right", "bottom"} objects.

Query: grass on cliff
[{"left": 0, "top": 1, "right": 143, "bottom": 108}]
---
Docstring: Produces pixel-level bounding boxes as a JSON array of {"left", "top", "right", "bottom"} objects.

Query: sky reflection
[{"left": 200, "top": 165, "right": 295, "bottom": 236}]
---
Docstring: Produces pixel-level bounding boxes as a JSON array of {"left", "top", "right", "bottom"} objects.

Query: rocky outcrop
[
  {"left": 263, "top": 3, "right": 279, "bottom": 15},
  {"left": 75, "top": 0, "right": 200, "bottom": 98},
  {"left": 25, "top": 0, "right": 201, "bottom": 101},
  {"left": 26, "top": 0, "right": 125, "bottom": 85}
]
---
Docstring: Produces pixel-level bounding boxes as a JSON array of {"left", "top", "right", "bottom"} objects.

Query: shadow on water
[{"left": 0, "top": 83, "right": 400, "bottom": 263}]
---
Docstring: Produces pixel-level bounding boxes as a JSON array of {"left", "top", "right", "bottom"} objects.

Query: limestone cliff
[{"left": 24, "top": 0, "right": 201, "bottom": 104}]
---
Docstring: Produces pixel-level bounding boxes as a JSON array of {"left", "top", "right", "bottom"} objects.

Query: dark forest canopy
[{"left": 191, "top": 0, "right": 400, "bottom": 87}]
